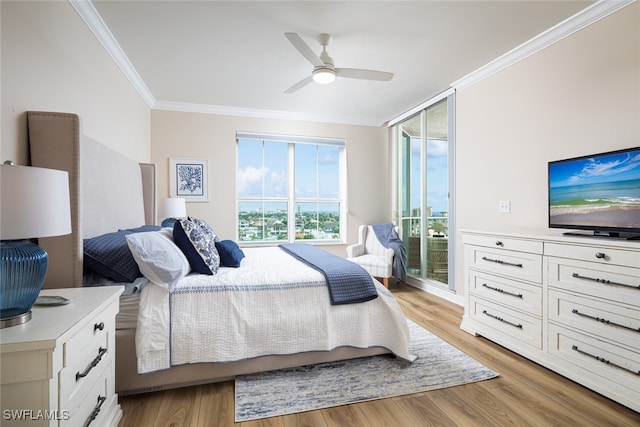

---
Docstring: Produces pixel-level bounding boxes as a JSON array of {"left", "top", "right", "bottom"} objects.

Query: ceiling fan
[{"left": 284, "top": 32, "right": 394, "bottom": 94}]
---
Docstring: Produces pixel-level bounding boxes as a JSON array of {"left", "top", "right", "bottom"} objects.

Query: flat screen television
[{"left": 548, "top": 146, "right": 640, "bottom": 240}]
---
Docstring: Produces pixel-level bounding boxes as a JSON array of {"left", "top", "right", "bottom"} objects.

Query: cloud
[
  {"left": 427, "top": 140, "right": 448, "bottom": 157},
  {"left": 237, "top": 166, "right": 268, "bottom": 194},
  {"left": 569, "top": 152, "right": 640, "bottom": 183},
  {"left": 267, "top": 170, "right": 287, "bottom": 196},
  {"left": 409, "top": 138, "right": 448, "bottom": 158}
]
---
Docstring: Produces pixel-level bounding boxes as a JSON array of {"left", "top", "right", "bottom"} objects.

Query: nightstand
[{"left": 1, "top": 286, "right": 123, "bottom": 426}]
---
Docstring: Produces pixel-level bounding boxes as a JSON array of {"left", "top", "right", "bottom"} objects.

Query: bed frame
[{"left": 27, "top": 111, "right": 386, "bottom": 395}]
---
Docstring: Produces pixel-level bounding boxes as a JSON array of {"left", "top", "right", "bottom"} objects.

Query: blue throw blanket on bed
[
  {"left": 279, "top": 243, "right": 378, "bottom": 305},
  {"left": 372, "top": 223, "right": 407, "bottom": 282}
]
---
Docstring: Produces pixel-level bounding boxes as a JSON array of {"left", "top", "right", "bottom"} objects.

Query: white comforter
[{"left": 136, "top": 247, "right": 414, "bottom": 374}]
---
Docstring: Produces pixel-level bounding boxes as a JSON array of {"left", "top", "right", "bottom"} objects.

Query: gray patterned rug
[{"left": 235, "top": 319, "right": 499, "bottom": 421}]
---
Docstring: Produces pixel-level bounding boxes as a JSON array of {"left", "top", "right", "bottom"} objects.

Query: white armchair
[{"left": 346, "top": 225, "right": 395, "bottom": 288}]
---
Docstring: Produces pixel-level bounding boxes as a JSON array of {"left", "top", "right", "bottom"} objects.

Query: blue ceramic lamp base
[
  {"left": 1, "top": 309, "right": 32, "bottom": 328},
  {"left": 0, "top": 240, "right": 48, "bottom": 328}
]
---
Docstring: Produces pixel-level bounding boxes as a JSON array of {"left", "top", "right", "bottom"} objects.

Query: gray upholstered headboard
[{"left": 27, "top": 111, "right": 156, "bottom": 289}]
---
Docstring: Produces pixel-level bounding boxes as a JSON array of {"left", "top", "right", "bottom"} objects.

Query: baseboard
[{"left": 402, "top": 278, "right": 464, "bottom": 306}]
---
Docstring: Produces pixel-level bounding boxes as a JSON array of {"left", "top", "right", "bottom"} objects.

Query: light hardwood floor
[{"left": 118, "top": 283, "right": 640, "bottom": 426}]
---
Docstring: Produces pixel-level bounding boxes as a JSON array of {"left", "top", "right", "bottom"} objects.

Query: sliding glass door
[{"left": 393, "top": 94, "right": 454, "bottom": 290}]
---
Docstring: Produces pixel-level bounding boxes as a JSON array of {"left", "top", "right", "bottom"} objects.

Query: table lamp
[
  {"left": 160, "top": 197, "right": 187, "bottom": 227},
  {"left": 1, "top": 162, "right": 71, "bottom": 328}
]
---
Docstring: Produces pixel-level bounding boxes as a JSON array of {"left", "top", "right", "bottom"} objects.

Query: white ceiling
[{"left": 87, "top": 0, "right": 595, "bottom": 126}]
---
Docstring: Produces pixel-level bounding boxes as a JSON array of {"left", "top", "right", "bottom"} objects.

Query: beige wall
[
  {"left": 1, "top": 1, "right": 150, "bottom": 165},
  {"left": 1, "top": 0, "right": 389, "bottom": 258},
  {"left": 3, "top": 1, "right": 637, "bottom": 300},
  {"left": 151, "top": 110, "right": 389, "bottom": 256},
  {"left": 454, "top": 2, "right": 639, "bottom": 296}
]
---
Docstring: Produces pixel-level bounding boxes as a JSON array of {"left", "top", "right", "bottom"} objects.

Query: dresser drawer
[
  {"left": 462, "top": 231, "right": 640, "bottom": 412},
  {"left": 463, "top": 234, "right": 543, "bottom": 254},
  {"left": 545, "top": 242, "right": 640, "bottom": 268},
  {"left": 0, "top": 286, "right": 122, "bottom": 427},
  {"left": 62, "top": 364, "right": 114, "bottom": 427},
  {"left": 547, "top": 257, "right": 640, "bottom": 306},
  {"left": 467, "top": 245, "right": 542, "bottom": 283},
  {"left": 548, "top": 289, "right": 640, "bottom": 351},
  {"left": 469, "top": 270, "right": 542, "bottom": 317},
  {"left": 64, "top": 303, "right": 117, "bottom": 370},
  {"left": 468, "top": 296, "right": 542, "bottom": 349},
  {"left": 548, "top": 324, "right": 640, "bottom": 398},
  {"left": 60, "top": 344, "right": 112, "bottom": 412},
  {"left": 60, "top": 304, "right": 117, "bottom": 410}
]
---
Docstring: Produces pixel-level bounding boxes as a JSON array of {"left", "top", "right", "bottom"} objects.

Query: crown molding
[
  {"left": 451, "top": 0, "right": 636, "bottom": 90},
  {"left": 388, "top": 88, "right": 455, "bottom": 127},
  {"left": 152, "top": 101, "right": 385, "bottom": 127},
  {"left": 69, "top": 0, "right": 155, "bottom": 107},
  {"left": 69, "top": 0, "right": 384, "bottom": 126},
  {"left": 72, "top": 0, "right": 632, "bottom": 126}
]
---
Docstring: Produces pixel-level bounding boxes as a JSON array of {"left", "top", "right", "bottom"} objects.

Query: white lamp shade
[
  {"left": 161, "top": 197, "right": 187, "bottom": 218},
  {"left": 1, "top": 165, "right": 72, "bottom": 240}
]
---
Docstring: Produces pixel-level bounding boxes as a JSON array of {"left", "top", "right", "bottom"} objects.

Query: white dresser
[
  {"left": 461, "top": 230, "right": 640, "bottom": 413},
  {"left": 0, "top": 286, "right": 123, "bottom": 426}
]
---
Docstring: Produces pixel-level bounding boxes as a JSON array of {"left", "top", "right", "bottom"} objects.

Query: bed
[{"left": 27, "top": 111, "right": 413, "bottom": 395}]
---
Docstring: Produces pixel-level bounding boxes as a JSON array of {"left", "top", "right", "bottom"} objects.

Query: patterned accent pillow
[
  {"left": 83, "top": 225, "right": 162, "bottom": 282},
  {"left": 173, "top": 217, "right": 220, "bottom": 275}
]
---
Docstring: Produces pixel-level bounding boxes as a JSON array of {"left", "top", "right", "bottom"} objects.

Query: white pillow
[{"left": 126, "top": 229, "right": 190, "bottom": 291}]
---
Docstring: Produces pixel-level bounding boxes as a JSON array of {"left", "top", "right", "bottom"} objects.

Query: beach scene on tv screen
[{"left": 549, "top": 148, "right": 640, "bottom": 228}]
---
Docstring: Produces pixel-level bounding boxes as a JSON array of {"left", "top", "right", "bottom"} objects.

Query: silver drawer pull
[
  {"left": 83, "top": 395, "right": 106, "bottom": 427},
  {"left": 481, "top": 256, "right": 523, "bottom": 268},
  {"left": 76, "top": 347, "right": 107, "bottom": 381},
  {"left": 571, "top": 345, "right": 640, "bottom": 376},
  {"left": 571, "top": 309, "right": 640, "bottom": 333},
  {"left": 94, "top": 322, "right": 104, "bottom": 332},
  {"left": 571, "top": 273, "right": 639, "bottom": 290},
  {"left": 482, "top": 310, "right": 523, "bottom": 329},
  {"left": 595, "top": 252, "right": 606, "bottom": 259},
  {"left": 495, "top": 241, "right": 503, "bottom": 247},
  {"left": 482, "top": 283, "right": 523, "bottom": 299}
]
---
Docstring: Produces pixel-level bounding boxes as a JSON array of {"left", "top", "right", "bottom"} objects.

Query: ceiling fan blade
[
  {"left": 285, "top": 32, "right": 324, "bottom": 68},
  {"left": 284, "top": 75, "right": 314, "bottom": 94},
  {"left": 336, "top": 68, "right": 394, "bottom": 81}
]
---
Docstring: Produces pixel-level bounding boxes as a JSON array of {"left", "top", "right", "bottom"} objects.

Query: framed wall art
[{"left": 169, "top": 158, "right": 209, "bottom": 202}]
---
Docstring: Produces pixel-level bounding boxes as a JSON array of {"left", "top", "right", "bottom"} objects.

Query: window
[
  {"left": 236, "top": 132, "right": 345, "bottom": 244},
  {"left": 389, "top": 89, "right": 456, "bottom": 291}
]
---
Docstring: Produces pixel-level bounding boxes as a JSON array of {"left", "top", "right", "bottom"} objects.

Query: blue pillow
[
  {"left": 173, "top": 217, "right": 220, "bottom": 275},
  {"left": 83, "top": 225, "right": 161, "bottom": 282},
  {"left": 121, "top": 225, "right": 163, "bottom": 233},
  {"left": 215, "top": 240, "right": 245, "bottom": 268}
]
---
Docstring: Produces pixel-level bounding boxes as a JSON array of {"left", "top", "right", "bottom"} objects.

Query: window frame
[{"left": 236, "top": 132, "right": 347, "bottom": 245}]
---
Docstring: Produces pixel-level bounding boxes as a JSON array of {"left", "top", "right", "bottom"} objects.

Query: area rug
[{"left": 234, "top": 319, "right": 499, "bottom": 421}]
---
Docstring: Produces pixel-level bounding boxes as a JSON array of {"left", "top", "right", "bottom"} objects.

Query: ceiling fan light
[{"left": 312, "top": 69, "right": 336, "bottom": 84}]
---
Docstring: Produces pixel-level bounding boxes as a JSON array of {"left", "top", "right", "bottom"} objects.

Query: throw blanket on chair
[
  {"left": 372, "top": 223, "right": 407, "bottom": 282},
  {"left": 279, "top": 243, "right": 378, "bottom": 305}
]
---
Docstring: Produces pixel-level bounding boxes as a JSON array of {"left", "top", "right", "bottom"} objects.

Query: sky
[
  {"left": 549, "top": 149, "right": 640, "bottom": 188},
  {"left": 237, "top": 136, "right": 451, "bottom": 215},
  {"left": 237, "top": 139, "right": 340, "bottom": 212},
  {"left": 410, "top": 138, "right": 449, "bottom": 213}
]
